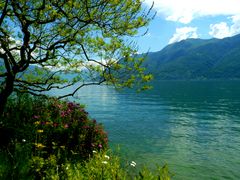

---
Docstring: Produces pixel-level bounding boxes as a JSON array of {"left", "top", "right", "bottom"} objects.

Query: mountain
[{"left": 144, "top": 34, "right": 240, "bottom": 80}]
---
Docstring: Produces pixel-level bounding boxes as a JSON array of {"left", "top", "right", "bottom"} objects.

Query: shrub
[{"left": 1, "top": 94, "right": 108, "bottom": 162}]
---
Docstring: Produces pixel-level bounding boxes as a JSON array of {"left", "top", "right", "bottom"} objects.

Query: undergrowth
[{"left": 0, "top": 94, "right": 172, "bottom": 179}]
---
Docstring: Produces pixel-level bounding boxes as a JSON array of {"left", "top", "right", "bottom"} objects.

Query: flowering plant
[
  {"left": 1, "top": 94, "right": 108, "bottom": 162},
  {"left": 32, "top": 98, "right": 108, "bottom": 161}
]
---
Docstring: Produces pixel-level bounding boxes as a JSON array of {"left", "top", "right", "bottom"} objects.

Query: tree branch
[
  {"left": 0, "top": 0, "right": 8, "bottom": 26},
  {"left": 57, "top": 80, "right": 106, "bottom": 99}
]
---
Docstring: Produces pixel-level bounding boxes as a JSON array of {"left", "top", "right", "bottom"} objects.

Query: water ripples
[{"left": 74, "top": 81, "right": 240, "bottom": 180}]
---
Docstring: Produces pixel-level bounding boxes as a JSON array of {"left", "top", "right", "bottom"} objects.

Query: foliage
[
  {"left": 0, "top": 94, "right": 172, "bottom": 179},
  {"left": 65, "top": 151, "right": 172, "bottom": 180},
  {"left": 30, "top": 155, "right": 63, "bottom": 179},
  {"left": 1, "top": 146, "right": 172, "bottom": 180},
  {"left": 0, "top": 0, "right": 154, "bottom": 115},
  {"left": 1, "top": 94, "right": 108, "bottom": 162},
  {"left": 66, "top": 151, "right": 127, "bottom": 179}
]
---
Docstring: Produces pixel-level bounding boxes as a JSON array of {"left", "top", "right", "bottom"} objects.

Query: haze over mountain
[{"left": 144, "top": 34, "right": 240, "bottom": 80}]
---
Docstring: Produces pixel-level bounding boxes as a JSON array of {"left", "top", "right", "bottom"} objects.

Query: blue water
[{"left": 58, "top": 80, "right": 240, "bottom": 179}]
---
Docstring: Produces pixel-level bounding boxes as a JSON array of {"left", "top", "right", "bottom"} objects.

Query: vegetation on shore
[
  {"left": 0, "top": 0, "right": 154, "bottom": 115},
  {"left": 0, "top": 94, "right": 171, "bottom": 179},
  {"left": 0, "top": 1, "right": 167, "bottom": 179}
]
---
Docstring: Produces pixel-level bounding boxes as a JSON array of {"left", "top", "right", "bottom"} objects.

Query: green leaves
[{"left": 0, "top": 0, "right": 154, "bottom": 99}]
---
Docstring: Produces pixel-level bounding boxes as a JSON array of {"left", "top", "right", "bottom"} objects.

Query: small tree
[{"left": 0, "top": 0, "right": 154, "bottom": 115}]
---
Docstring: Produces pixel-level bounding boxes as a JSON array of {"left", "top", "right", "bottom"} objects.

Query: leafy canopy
[{"left": 0, "top": 0, "right": 154, "bottom": 98}]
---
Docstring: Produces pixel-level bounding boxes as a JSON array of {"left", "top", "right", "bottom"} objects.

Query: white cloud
[
  {"left": 230, "top": 15, "right": 240, "bottom": 35},
  {"left": 143, "top": 0, "right": 240, "bottom": 24},
  {"left": 169, "top": 27, "right": 198, "bottom": 44},
  {"left": 209, "top": 22, "right": 231, "bottom": 38},
  {"left": 209, "top": 15, "right": 240, "bottom": 38}
]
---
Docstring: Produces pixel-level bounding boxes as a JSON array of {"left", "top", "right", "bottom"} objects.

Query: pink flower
[
  {"left": 61, "top": 111, "right": 66, "bottom": 117},
  {"left": 83, "top": 126, "right": 89, "bottom": 129},
  {"left": 98, "top": 144, "right": 102, "bottom": 148},
  {"left": 33, "top": 115, "right": 40, "bottom": 119},
  {"left": 68, "top": 102, "right": 74, "bottom": 108},
  {"left": 53, "top": 123, "right": 59, "bottom": 127}
]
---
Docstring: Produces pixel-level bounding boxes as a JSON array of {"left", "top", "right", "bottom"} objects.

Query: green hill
[{"left": 144, "top": 34, "right": 240, "bottom": 80}]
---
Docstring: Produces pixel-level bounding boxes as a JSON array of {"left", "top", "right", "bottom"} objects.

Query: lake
[{"left": 58, "top": 80, "right": 240, "bottom": 179}]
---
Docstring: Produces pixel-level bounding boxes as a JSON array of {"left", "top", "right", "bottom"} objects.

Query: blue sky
[{"left": 136, "top": 0, "right": 240, "bottom": 53}]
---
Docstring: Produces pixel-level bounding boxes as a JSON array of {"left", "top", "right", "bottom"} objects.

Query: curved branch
[
  {"left": 80, "top": 44, "right": 108, "bottom": 68},
  {"left": 58, "top": 80, "right": 106, "bottom": 99}
]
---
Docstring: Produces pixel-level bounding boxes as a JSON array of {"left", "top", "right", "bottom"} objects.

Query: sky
[{"left": 136, "top": 0, "right": 240, "bottom": 53}]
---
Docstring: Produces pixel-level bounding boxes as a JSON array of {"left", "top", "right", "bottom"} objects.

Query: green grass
[{"left": 0, "top": 147, "right": 171, "bottom": 180}]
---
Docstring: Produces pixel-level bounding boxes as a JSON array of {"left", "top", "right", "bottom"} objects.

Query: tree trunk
[{"left": 0, "top": 74, "right": 15, "bottom": 117}]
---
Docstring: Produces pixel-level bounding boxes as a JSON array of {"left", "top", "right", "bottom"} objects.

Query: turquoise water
[{"left": 63, "top": 81, "right": 240, "bottom": 179}]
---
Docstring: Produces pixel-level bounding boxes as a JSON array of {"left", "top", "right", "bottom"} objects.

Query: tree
[{"left": 0, "top": 0, "right": 154, "bottom": 115}]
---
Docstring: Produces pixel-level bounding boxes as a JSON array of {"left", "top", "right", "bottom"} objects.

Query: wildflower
[
  {"left": 71, "top": 150, "right": 78, "bottom": 155},
  {"left": 102, "top": 161, "right": 108, "bottom": 164},
  {"left": 68, "top": 102, "right": 74, "bottom": 108},
  {"left": 60, "top": 146, "right": 65, "bottom": 149},
  {"left": 35, "top": 143, "right": 45, "bottom": 148},
  {"left": 53, "top": 122, "right": 59, "bottom": 127},
  {"left": 45, "top": 121, "right": 52, "bottom": 125},
  {"left": 34, "top": 121, "right": 40, "bottom": 125},
  {"left": 64, "top": 124, "right": 69, "bottom": 128},
  {"left": 37, "top": 129, "right": 44, "bottom": 133},
  {"left": 92, "top": 150, "right": 97, "bottom": 153},
  {"left": 67, "top": 109, "right": 71, "bottom": 113},
  {"left": 98, "top": 144, "right": 102, "bottom": 148},
  {"left": 33, "top": 115, "right": 40, "bottom": 119},
  {"left": 61, "top": 111, "right": 66, "bottom": 117},
  {"left": 104, "top": 155, "right": 110, "bottom": 160},
  {"left": 22, "top": 139, "right": 26, "bottom": 143},
  {"left": 130, "top": 161, "right": 137, "bottom": 167}
]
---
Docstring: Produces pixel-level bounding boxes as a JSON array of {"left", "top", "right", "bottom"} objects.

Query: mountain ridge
[{"left": 144, "top": 34, "right": 240, "bottom": 80}]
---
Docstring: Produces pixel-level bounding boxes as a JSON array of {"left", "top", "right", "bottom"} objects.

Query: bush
[{"left": 1, "top": 94, "right": 108, "bottom": 161}]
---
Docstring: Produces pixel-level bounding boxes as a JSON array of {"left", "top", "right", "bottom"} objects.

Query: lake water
[{"left": 60, "top": 80, "right": 240, "bottom": 179}]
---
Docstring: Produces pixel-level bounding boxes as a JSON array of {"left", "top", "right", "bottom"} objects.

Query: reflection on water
[{"left": 56, "top": 80, "right": 240, "bottom": 179}]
